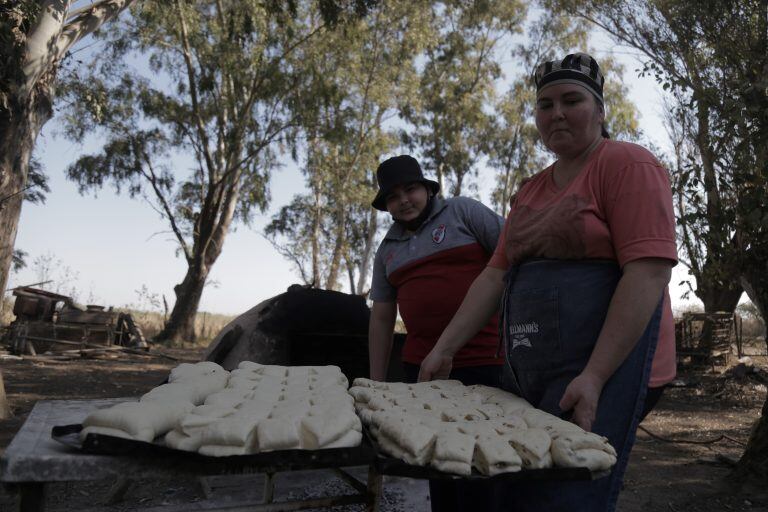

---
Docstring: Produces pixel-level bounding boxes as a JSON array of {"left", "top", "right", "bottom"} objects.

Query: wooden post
[{"left": 0, "top": 369, "right": 11, "bottom": 419}]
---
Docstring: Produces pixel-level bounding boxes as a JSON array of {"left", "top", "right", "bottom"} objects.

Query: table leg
[
  {"left": 18, "top": 482, "right": 46, "bottom": 512},
  {"left": 105, "top": 476, "right": 131, "bottom": 504},
  {"left": 263, "top": 472, "right": 275, "bottom": 504},
  {"left": 366, "top": 466, "right": 382, "bottom": 512}
]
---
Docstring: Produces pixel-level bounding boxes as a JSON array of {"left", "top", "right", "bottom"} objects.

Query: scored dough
[
  {"left": 474, "top": 435, "right": 523, "bottom": 475},
  {"left": 504, "top": 428, "right": 552, "bottom": 469},
  {"left": 430, "top": 430, "right": 475, "bottom": 476},
  {"left": 257, "top": 417, "right": 302, "bottom": 451}
]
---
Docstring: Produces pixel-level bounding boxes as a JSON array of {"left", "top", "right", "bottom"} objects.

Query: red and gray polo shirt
[{"left": 370, "top": 197, "right": 504, "bottom": 368}]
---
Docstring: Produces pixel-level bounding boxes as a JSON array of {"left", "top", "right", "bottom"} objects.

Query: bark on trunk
[
  {"left": 0, "top": 370, "right": 11, "bottom": 419},
  {"left": 0, "top": 94, "right": 52, "bottom": 297},
  {"left": 355, "top": 205, "right": 378, "bottom": 295},
  {"left": 731, "top": 265, "right": 768, "bottom": 483},
  {"left": 155, "top": 262, "right": 208, "bottom": 343},
  {"left": 741, "top": 270, "right": 768, "bottom": 352},
  {"left": 693, "top": 263, "right": 743, "bottom": 356},
  {"left": 325, "top": 207, "right": 346, "bottom": 290},
  {"left": 731, "top": 394, "right": 768, "bottom": 484}
]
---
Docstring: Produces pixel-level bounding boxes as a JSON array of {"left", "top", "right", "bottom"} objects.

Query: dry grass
[{"left": 124, "top": 309, "right": 235, "bottom": 346}]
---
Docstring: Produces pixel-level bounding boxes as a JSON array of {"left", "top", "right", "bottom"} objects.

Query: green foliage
[
  {"left": 401, "top": 0, "right": 527, "bottom": 197},
  {"left": 485, "top": 9, "right": 587, "bottom": 214},
  {"left": 484, "top": 9, "right": 641, "bottom": 216},
  {"left": 0, "top": 1, "right": 40, "bottom": 107},
  {"left": 59, "top": 1, "right": 330, "bottom": 260},
  {"left": 57, "top": 1, "right": 378, "bottom": 339},
  {"left": 265, "top": 0, "right": 430, "bottom": 291}
]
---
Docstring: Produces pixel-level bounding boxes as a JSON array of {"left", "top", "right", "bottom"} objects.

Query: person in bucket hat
[
  {"left": 370, "top": 155, "right": 439, "bottom": 211},
  {"left": 368, "top": 154, "right": 505, "bottom": 512},
  {"left": 420, "top": 52, "right": 677, "bottom": 511}
]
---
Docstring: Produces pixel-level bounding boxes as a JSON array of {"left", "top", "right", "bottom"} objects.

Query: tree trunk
[
  {"left": 355, "top": 205, "right": 378, "bottom": 295},
  {"left": 0, "top": 370, "right": 11, "bottom": 419},
  {"left": 0, "top": 94, "right": 52, "bottom": 297},
  {"left": 311, "top": 185, "right": 321, "bottom": 286},
  {"left": 325, "top": 207, "right": 347, "bottom": 290},
  {"left": 155, "top": 262, "right": 208, "bottom": 343},
  {"left": 731, "top": 393, "right": 768, "bottom": 485},
  {"left": 693, "top": 261, "right": 743, "bottom": 356},
  {"left": 741, "top": 269, "right": 768, "bottom": 351}
]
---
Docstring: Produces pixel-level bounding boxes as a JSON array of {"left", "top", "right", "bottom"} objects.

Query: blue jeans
[{"left": 500, "top": 260, "right": 661, "bottom": 512}]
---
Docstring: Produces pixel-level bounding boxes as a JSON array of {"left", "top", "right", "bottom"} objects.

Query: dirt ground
[{"left": 1, "top": 346, "right": 767, "bottom": 511}]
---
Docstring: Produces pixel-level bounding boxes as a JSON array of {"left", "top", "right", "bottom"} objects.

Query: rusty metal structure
[
  {"left": 3, "top": 287, "right": 148, "bottom": 355},
  {"left": 675, "top": 311, "right": 744, "bottom": 368}
]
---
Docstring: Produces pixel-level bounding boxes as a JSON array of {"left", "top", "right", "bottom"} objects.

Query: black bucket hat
[{"left": 371, "top": 155, "right": 440, "bottom": 211}]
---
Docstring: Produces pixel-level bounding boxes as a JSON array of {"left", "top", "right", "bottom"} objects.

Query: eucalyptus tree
[
  {"left": 60, "top": 0, "right": 370, "bottom": 342},
  {"left": 266, "top": 0, "right": 430, "bottom": 294},
  {"left": 0, "top": 0, "right": 137, "bottom": 306},
  {"left": 401, "top": 0, "right": 526, "bottom": 197},
  {"left": 0, "top": 0, "right": 136, "bottom": 422}
]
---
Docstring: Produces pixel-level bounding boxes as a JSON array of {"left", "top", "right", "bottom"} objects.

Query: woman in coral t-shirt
[{"left": 419, "top": 53, "right": 677, "bottom": 512}]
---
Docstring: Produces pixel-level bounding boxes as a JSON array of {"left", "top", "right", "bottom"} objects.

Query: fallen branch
[
  {"left": 119, "top": 347, "right": 178, "bottom": 361},
  {"left": 639, "top": 425, "right": 747, "bottom": 446}
]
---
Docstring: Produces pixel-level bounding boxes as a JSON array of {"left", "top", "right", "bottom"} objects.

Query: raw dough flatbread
[
  {"left": 237, "top": 361, "right": 266, "bottom": 372},
  {"left": 504, "top": 428, "right": 552, "bottom": 469},
  {"left": 440, "top": 407, "right": 485, "bottom": 422},
  {"left": 199, "top": 416, "right": 259, "bottom": 448},
  {"left": 80, "top": 425, "right": 147, "bottom": 442},
  {"left": 83, "top": 400, "right": 191, "bottom": 441},
  {"left": 198, "top": 444, "right": 249, "bottom": 457},
  {"left": 552, "top": 444, "right": 616, "bottom": 471},
  {"left": 164, "top": 428, "right": 203, "bottom": 451},
  {"left": 179, "top": 405, "right": 236, "bottom": 433},
  {"left": 474, "top": 435, "right": 522, "bottom": 475},
  {"left": 204, "top": 389, "right": 252, "bottom": 408},
  {"left": 430, "top": 430, "right": 475, "bottom": 476},
  {"left": 521, "top": 408, "right": 582, "bottom": 435},
  {"left": 323, "top": 429, "right": 362, "bottom": 448},
  {"left": 550, "top": 431, "right": 617, "bottom": 470},
  {"left": 300, "top": 409, "right": 360, "bottom": 448},
  {"left": 257, "top": 418, "right": 302, "bottom": 451},
  {"left": 375, "top": 413, "right": 436, "bottom": 462}
]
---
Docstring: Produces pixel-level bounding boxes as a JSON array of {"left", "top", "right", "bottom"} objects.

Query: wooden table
[{"left": 0, "top": 399, "right": 382, "bottom": 512}]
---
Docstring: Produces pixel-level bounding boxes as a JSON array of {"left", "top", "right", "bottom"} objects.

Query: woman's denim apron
[{"left": 498, "top": 260, "right": 662, "bottom": 512}]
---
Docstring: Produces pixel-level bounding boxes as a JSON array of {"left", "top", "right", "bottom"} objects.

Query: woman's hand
[
  {"left": 418, "top": 349, "right": 453, "bottom": 381},
  {"left": 558, "top": 371, "right": 606, "bottom": 431}
]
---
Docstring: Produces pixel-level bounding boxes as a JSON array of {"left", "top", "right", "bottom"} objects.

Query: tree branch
[
  {"left": 21, "top": 0, "right": 70, "bottom": 97},
  {"left": 174, "top": 0, "right": 217, "bottom": 183},
  {"left": 136, "top": 145, "right": 192, "bottom": 261}
]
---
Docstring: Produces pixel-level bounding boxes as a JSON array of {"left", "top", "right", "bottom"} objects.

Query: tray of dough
[
  {"left": 351, "top": 378, "right": 615, "bottom": 481},
  {"left": 51, "top": 423, "right": 374, "bottom": 472}
]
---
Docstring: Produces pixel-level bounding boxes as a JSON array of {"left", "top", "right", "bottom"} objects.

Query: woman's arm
[
  {"left": 559, "top": 257, "right": 673, "bottom": 431},
  {"left": 369, "top": 301, "right": 398, "bottom": 381},
  {"left": 418, "top": 266, "right": 507, "bottom": 381}
]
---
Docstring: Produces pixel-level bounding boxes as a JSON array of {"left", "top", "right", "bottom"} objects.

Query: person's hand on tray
[
  {"left": 558, "top": 371, "right": 605, "bottom": 432},
  {"left": 418, "top": 348, "right": 453, "bottom": 382}
]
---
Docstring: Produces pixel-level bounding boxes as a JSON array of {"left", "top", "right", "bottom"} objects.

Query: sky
[{"left": 7, "top": 15, "right": 712, "bottom": 317}]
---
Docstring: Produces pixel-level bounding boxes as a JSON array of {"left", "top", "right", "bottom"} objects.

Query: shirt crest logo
[{"left": 431, "top": 224, "right": 446, "bottom": 244}]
